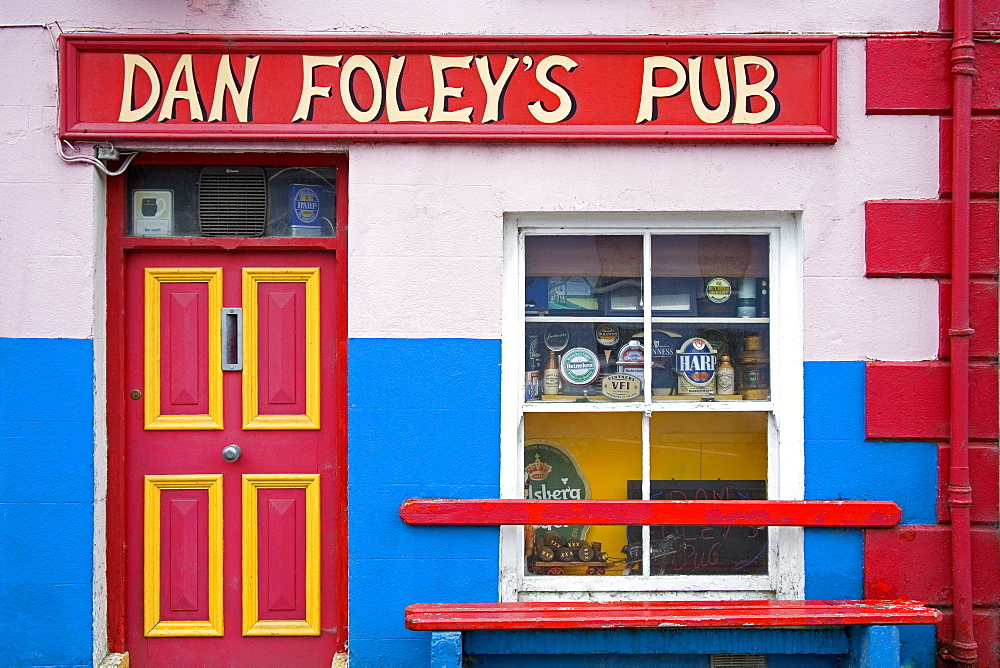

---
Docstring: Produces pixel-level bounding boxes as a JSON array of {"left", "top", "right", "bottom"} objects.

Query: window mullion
[
  {"left": 641, "top": 408, "right": 651, "bottom": 577},
  {"left": 642, "top": 231, "right": 652, "bottom": 574},
  {"left": 642, "top": 231, "right": 652, "bottom": 404}
]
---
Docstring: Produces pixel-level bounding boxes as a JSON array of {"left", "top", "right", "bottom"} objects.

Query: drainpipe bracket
[
  {"left": 940, "top": 639, "right": 979, "bottom": 665},
  {"left": 947, "top": 483, "right": 973, "bottom": 507}
]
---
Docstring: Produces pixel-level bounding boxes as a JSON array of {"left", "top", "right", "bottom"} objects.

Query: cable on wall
[{"left": 57, "top": 140, "right": 139, "bottom": 176}]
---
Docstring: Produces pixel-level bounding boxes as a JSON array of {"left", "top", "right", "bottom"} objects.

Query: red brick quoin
[{"left": 865, "top": 31, "right": 1000, "bottom": 662}]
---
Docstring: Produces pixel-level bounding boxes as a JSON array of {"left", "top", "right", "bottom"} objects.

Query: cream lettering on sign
[
  {"left": 158, "top": 54, "right": 204, "bottom": 122},
  {"left": 292, "top": 55, "right": 342, "bottom": 122},
  {"left": 635, "top": 56, "right": 687, "bottom": 123},
  {"left": 119, "top": 54, "right": 161, "bottom": 122},
  {"left": 386, "top": 56, "right": 428, "bottom": 122},
  {"left": 429, "top": 55, "right": 473, "bottom": 123},
  {"left": 208, "top": 55, "right": 260, "bottom": 123},
  {"left": 475, "top": 55, "right": 519, "bottom": 123},
  {"left": 732, "top": 56, "right": 779, "bottom": 124},
  {"left": 340, "top": 55, "right": 384, "bottom": 123},
  {"left": 527, "top": 55, "right": 577, "bottom": 124},
  {"left": 688, "top": 56, "right": 732, "bottom": 124}
]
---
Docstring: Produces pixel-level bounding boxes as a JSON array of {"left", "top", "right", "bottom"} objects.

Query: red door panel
[
  {"left": 125, "top": 249, "right": 343, "bottom": 666},
  {"left": 258, "top": 282, "right": 306, "bottom": 413},
  {"left": 161, "top": 283, "right": 211, "bottom": 412},
  {"left": 161, "top": 488, "right": 211, "bottom": 620}
]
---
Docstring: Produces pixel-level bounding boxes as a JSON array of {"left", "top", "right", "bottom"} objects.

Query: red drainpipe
[{"left": 943, "top": 0, "right": 977, "bottom": 663}]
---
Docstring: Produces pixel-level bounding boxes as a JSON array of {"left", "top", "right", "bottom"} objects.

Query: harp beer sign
[{"left": 60, "top": 35, "right": 836, "bottom": 142}]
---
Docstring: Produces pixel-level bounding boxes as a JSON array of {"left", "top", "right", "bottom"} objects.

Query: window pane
[
  {"left": 525, "top": 235, "right": 642, "bottom": 403},
  {"left": 127, "top": 165, "right": 337, "bottom": 238},
  {"left": 650, "top": 234, "right": 770, "bottom": 400},
  {"left": 524, "top": 412, "right": 641, "bottom": 576},
  {"left": 649, "top": 325, "right": 770, "bottom": 400},
  {"left": 647, "top": 411, "right": 768, "bottom": 575}
]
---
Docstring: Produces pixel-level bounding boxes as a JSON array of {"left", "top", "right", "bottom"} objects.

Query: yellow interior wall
[
  {"left": 650, "top": 411, "right": 768, "bottom": 480},
  {"left": 524, "top": 411, "right": 767, "bottom": 572}
]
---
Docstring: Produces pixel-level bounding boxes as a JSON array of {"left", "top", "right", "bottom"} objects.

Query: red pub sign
[{"left": 60, "top": 35, "right": 836, "bottom": 142}]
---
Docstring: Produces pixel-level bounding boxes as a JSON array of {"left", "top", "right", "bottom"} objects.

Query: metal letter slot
[{"left": 221, "top": 308, "right": 243, "bottom": 371}]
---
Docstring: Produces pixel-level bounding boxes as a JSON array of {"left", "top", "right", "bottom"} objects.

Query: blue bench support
[
  {"left": 431, "top": 630, "right": 463, "bottom": 668},
  {"left": 846, "top": 625, "right": 900, "bottom": 668}
]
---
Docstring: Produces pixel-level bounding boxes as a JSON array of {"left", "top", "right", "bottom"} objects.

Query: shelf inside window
[
  {"left": 522, "top": 400, "right": 774, "bottom": 412},
  {"left": 525, "top": 315, "right": 769, "bottom": 324}
]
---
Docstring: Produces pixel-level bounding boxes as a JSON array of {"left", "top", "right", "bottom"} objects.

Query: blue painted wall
[
  {"left": 0, "top": 340, "right": 939, "bottom": 666},
  {"left": 347, "top": 349, "right": 939, "bottom": 666},
  {"left": 347, "top": 338, "right": 502, "bottom": 666},
  {"left": 804, "top": 361, "right": 938, "bottom": 667},
  {"left": 0, "top": 338, "right": 95, "bottom": 667}
]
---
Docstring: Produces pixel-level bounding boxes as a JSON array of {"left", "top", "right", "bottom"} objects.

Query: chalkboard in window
[{"left": 625, "top": 480, "right": 767, "bottom": 576}]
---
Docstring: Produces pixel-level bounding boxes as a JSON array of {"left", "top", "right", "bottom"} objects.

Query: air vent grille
[
  {"left": 198, "top": 167, "right": 267, "bottom": 237},
  {"left": 710, "top": 656, "right": 767, "bottom": 668}
]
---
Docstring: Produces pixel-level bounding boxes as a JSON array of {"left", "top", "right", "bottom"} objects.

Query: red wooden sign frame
[{"left": 60, "top": 34, "right": 836, "bottom": 143}]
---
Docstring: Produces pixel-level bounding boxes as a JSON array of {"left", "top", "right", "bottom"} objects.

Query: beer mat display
[
  {"left": 524, "top": 319, "right": 768, "bottom": 401},
  {"left": 625, "top": 480, "right": 767, "bottom": 575}
]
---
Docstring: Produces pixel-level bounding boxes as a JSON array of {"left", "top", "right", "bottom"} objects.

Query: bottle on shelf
[
  {"left": 737, "top": 335, "right": 770, "bottom": 400},
  {"left": 716, "top": 354, "right": 735, "bottom": 396},
  {"left": 543, "top": 350, "right": 562, "bottom": 395}
]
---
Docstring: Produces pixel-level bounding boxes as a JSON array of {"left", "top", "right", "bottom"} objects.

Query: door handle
[
  {"left": 221, "top": 444, "right": 242, "bottom": 463},
  {"left": 221, "top": 308, "right": 243, "bottom": 371}
]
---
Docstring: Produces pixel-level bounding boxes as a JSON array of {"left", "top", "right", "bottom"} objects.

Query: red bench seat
[{"left": 405, "top": 599, "right": 942, "bottom": 631}]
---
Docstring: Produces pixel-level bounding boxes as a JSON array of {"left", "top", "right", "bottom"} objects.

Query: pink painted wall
[
  {"left": 7, "top": 1, "right": 938, "bottom": 35},
  {"left": 0, "top": 27, "right": 100, "bottom": 340},
  {"left": 0, "top": 5, "right": 941, "bottom": 359},
  {"left": 348, "top": 39, "right": 940, "bottom": 361}
]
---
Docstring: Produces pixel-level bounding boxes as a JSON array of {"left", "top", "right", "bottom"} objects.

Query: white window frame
[{"left": 499, "top": 211, "right": 804, "bottom": 602}]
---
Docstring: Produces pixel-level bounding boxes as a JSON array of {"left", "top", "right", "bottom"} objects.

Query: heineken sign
[{"left": 560, "top": 347, "right": 600, "bottom": 386}]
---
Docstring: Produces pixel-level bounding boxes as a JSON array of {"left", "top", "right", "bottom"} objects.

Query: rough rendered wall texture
[
  {"left": 0, "top": 0, "right": 975, "bottom": 666},
  {"left": 0, "top": 27, "right": 98, "bottom": 341},
  {"left": 0, "top": 338, "right": 95, "bottom": 666},
  {"left": 5, "top": 1, "right": 940, "bottom": 37},
  {"left": 0, "top": 24, "right": 101, "bottom": 668}
]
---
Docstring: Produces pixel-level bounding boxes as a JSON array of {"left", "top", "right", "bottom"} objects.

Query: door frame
[{"left": 104, "top": 152, "right": 349, "bottom": 654}]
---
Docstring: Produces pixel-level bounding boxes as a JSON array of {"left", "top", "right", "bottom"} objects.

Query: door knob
[{"left": 221, "top": 444, "right": 242, "bottom": 463}]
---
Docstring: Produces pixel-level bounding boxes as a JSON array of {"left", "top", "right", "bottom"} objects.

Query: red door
[{"left": 123, "top": 248, "right": 344, "bottom": 666}]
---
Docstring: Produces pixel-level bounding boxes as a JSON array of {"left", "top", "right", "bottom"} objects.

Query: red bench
[{"left": 400, "top": 499, "right": 942, "bottom": 667}]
